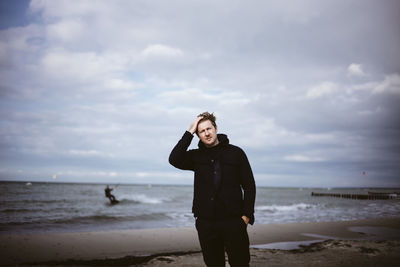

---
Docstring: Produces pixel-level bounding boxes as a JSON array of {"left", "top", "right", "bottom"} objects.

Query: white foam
[
  {"left": 130, "top": 194, "right": 166, "bottom": 204},
  {"left": 255, "top": 203, "right": 315, "bottom": 213}
]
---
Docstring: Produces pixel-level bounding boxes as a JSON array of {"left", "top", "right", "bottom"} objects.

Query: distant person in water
[{"left": 104, "top": 185, "right": 117, "bottom": 203}]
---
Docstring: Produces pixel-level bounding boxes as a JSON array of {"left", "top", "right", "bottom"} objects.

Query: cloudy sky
[{"left": 1, "top": 0, "right": 399, "bottom": 187}]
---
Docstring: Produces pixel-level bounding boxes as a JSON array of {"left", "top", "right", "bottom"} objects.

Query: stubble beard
[{"left": 203, "top": 135, "right": 218, "bottom": 148}]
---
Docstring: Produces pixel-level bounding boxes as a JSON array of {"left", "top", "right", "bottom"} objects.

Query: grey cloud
[{"left": 0, "top": 0, "right": 399, "bottom": 186}]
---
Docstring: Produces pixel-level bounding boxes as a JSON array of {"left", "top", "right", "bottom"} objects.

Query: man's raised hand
[{"left": 188, "top": 116, "right": 203, "bottom": 135}]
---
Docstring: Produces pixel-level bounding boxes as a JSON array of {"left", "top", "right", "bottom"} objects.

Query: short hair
[{"left": 197, "top": 112, "right": 217, "bottom": 130}]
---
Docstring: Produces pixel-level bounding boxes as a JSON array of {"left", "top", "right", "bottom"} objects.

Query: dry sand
[
  {"left": 1, "top": 217, "right": 400, "bottom": 266},
  {"left": 143, "top": 240, "right": 400, "bottom": 267}
]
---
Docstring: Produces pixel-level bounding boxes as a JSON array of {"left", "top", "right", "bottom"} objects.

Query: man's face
[{"left": 197, "top": 120, "right": 219, "bottom": 148}]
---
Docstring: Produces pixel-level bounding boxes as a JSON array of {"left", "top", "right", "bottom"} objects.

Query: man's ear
[{"left": 215, "top": 125, "right": 218, "bottom": 133}]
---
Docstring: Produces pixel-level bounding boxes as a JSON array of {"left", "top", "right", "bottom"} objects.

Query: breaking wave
[{"left": 255, "top": 203, "right": 315, "bottom": 213}]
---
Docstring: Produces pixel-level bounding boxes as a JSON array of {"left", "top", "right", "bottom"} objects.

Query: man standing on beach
[{"left": 169, "top": 112, "right": 256, "bottom": 267}]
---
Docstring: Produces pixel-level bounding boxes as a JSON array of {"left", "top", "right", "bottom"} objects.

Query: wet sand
[{"left": 1, "top": 217, "right": 400, "bottom": 266}]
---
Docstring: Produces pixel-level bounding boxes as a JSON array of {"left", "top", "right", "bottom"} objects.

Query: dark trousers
[{"left": 195, "top": 218, "right": 250, "bottom": 267}]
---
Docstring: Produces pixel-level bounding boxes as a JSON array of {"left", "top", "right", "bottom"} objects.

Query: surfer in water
[{"left": 104, "top": 185, "right": 118, "bottom": 204}]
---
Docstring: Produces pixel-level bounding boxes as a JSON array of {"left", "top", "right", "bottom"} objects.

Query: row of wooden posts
[{"left": 311, "top": 192, "right": 399, "bottom": 200}]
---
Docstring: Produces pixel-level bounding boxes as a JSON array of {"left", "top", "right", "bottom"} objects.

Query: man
[
  {"left": 104, "top": 185, "right": 117, "bottom": 204},
  {"left": 169, "top": 112, "right": 256, "bottom": 267}
]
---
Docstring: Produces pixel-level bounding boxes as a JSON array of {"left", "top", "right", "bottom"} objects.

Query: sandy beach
[{"left": 2, "top": 217, "right": 400, "bottom": 266}]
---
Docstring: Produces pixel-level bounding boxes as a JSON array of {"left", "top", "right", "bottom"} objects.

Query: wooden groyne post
[{"left": 311, "top": 192, "right": 399, "bottom": 200}]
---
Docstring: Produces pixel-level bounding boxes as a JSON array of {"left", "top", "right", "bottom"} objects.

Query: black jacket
[{"left": 169, "top": 131, "right": 256, "bottom": 224}]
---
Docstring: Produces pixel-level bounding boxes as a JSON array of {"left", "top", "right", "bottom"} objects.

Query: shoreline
[{"left": 2, "top": 217, "right": 400, "bottom": 266}]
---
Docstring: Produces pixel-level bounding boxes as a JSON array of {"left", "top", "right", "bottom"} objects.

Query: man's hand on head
[{"left": 188, "top": 116, "right": 203, "bottom": 135}]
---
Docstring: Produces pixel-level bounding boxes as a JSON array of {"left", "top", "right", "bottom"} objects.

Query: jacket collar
[{"left": 198, "top": 134, "right": 229, "bottom": 150}]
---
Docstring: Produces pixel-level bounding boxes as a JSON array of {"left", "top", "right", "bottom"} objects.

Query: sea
[{"left": 1, "top": 181, "right": 400, "bottom": 234}]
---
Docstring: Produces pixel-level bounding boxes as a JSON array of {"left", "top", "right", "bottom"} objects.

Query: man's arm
[
  {"left": 168, "top": 116, "right": 203, "bottom": 170},
  {"left": 239, "top": 149, "right": 256, "bottom": 225}
]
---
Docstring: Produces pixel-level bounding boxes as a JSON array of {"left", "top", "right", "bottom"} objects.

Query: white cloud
[
  {"left": 47, "top": 19, "right": 85, "bottom": 42},
  {"left": 347, "top": 63, "right": 365, "bottom": 77},
  {"left": 0, "top": 24, "right": 44, "bottom": 67},
  {"left": 67, "top": 149, "right": 114, "bottom": 157},
  {"left": 348, "top": 73, "right": 400, "bottom": 95},
  {"left": 0, "top": 42, "right": 7, "bottom": 63},
  {"left": 303, "top": 133, "right": 337, "bottom": 144},
  {"left": 229, "top": 115, "right": 300, "bottom": 149},
  {"left": 104, "top": 78, "right": 138, "bottom": 91},
  {"left": 41, "top": 49, "right": 128, "bottom": 83},
  {"left": 372, "top": 74, "right": 400, "bottom": 94},
  {"left": 283, "top": 154, "right": 326, "bottom": 162},
  {"left": 141, "top": 44, "right": 184, "bottom": 58},
  {"left": 30, "top": 0, "right": 107, "bottom": 19},
  {"left": 357, "top": 106, "right": 383, "bottom": 116},
  {"left": 306, "top": 81, "right": 339, "bottom": 99},
  {"left": 158, "top": 88, "right": 250, "bottom": 108}
]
